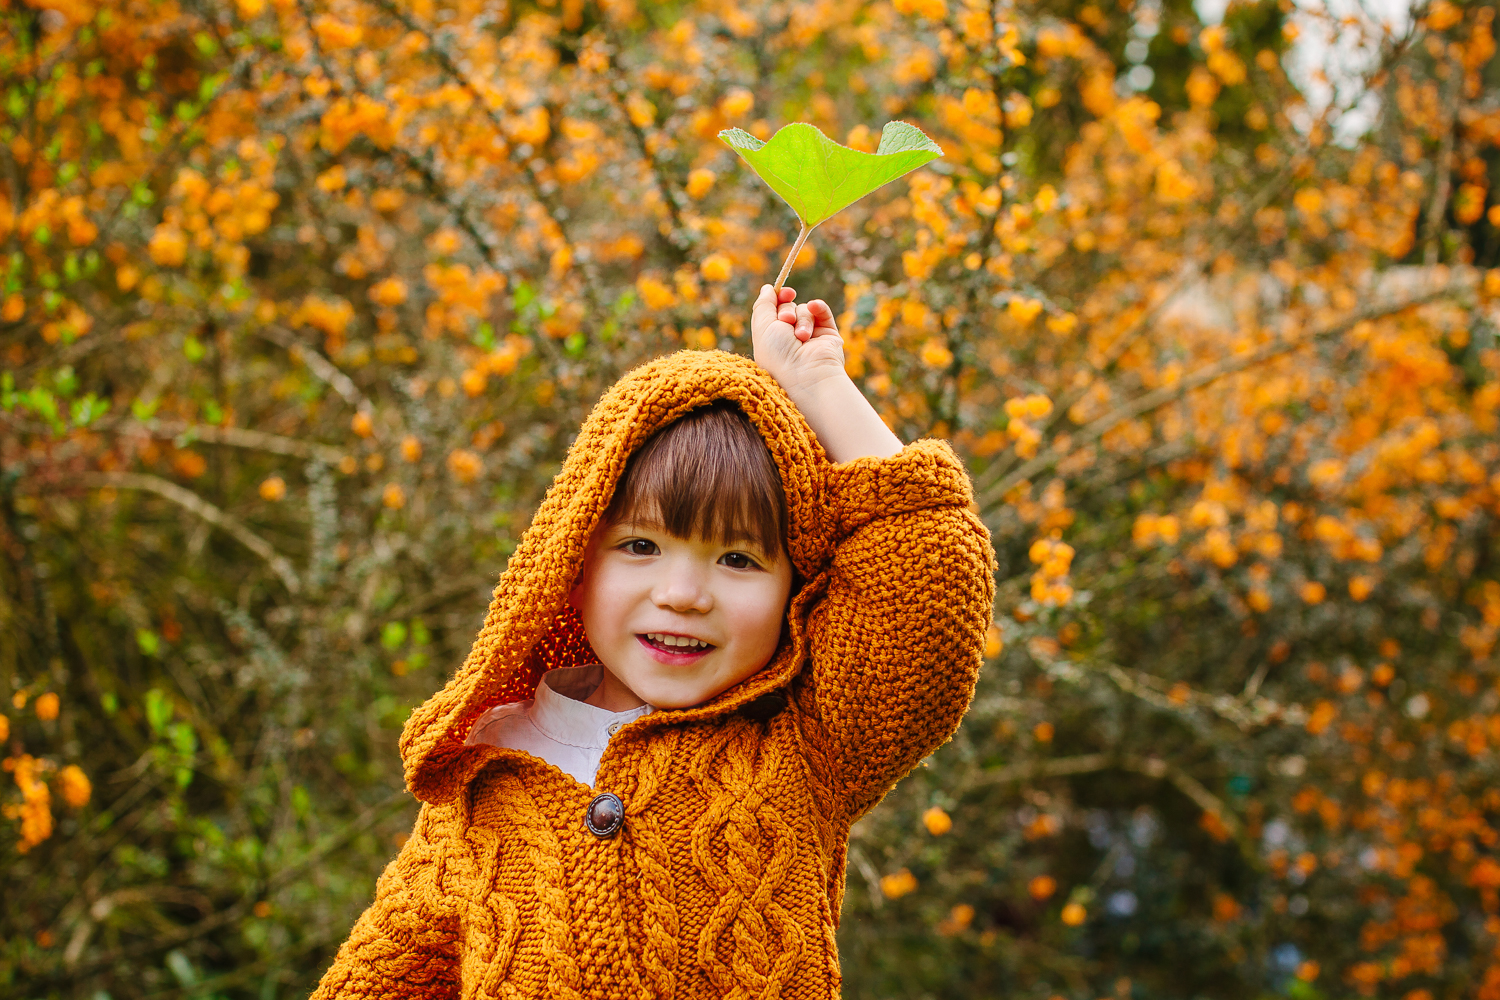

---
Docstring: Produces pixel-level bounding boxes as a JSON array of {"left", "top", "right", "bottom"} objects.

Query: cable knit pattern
[
  {"left": 312, "top": 350, "right": 996, "bottom": 1000},
  {"left": 623, "top": 728, "right": 682, "bottom": 1000}
]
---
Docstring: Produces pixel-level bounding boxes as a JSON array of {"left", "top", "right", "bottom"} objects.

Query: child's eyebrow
[{"left": 614, "top": 516, "right": 669, "bottom": 534}]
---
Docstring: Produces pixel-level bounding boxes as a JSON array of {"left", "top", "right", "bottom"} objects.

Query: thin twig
[
  {"left": 601, "top": 46, "right": 692, "bottom": 257},
  {"left": 978, "top": 279, "right": 1468, "bottom": 510},
  {"left": 28, "top": 790, "right": 412, "bottom": 987},
  {"left": 122, "top": 420, "right": 346, "bottom": 465},
  {"left": 254, "top": 325, "right": 369, "bottom": 412},
  {"left": 1095, "top": 661, "right": 1293, "bottom": 732},
  {"left": 65, "top": 472, "right": 301, "bottom": 594},
  {"left": 141, "top": 936, "right": 334, "bottom": 1000},
  {"left": 962, "top": 752, "right": 1113, "bottom": 786},
  {"left": 1423, "top": 56, "right": 1463, "bottom": 266},
  {"left": 961, "top": 753, "right": 1245, "bottom": 841},
  {"left": 365, "top": 0, "right": 603, "bottom": 303},
  {"left": 973, "top": 26, "right": 1417, "bottom": 495}
]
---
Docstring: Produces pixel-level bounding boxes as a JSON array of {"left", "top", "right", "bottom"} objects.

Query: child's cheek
[
  {"left": 572, "top": 558, "right": 624, "bottom": 649},
  {"left": 739, "top": 599, "right": 786, "bottom": 672}
]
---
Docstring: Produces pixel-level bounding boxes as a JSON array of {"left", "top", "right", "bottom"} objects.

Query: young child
[{"left": 313, "top": 284, "right": 997, "bottom": 999}]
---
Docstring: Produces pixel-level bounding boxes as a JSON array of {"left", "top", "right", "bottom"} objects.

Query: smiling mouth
[{"left": 638, "top": 633, "right": 716, "bottom": 655}]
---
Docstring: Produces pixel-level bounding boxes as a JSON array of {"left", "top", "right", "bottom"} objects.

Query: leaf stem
[{"left": 773, "top": 220, "right": 812, "bottom": 294}]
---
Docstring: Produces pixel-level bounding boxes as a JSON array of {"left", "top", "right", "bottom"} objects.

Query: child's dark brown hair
[{"left": 602, "top": 399, "right": 788, "bottom": 560}]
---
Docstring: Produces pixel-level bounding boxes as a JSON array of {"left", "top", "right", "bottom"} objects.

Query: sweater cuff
[{"left": 820, "top": 438, "right": 976, "bottom": 542}]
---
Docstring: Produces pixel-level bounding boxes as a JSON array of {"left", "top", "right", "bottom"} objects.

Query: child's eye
[
  {"left": 720, "top": 552, "right": 760, "bottom": 570},
  {"left": 623, "top": 539, "right": 658, "bottom": 556}
]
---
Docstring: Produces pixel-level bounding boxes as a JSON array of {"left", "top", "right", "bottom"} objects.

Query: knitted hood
[{"left": 401, "top": 350, "right": 840, "bottom": 804}]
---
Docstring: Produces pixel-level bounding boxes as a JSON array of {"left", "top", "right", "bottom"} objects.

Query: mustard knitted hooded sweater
[{"left": 313, "top": 350, "right": 997, "bottom": 1000}]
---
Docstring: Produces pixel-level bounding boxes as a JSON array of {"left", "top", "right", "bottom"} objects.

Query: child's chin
[
  {"left": 639, "top": 690, "right": 703, "bottom": 711},
  {"left": 630, "top": 679, "right": 716, "bottom": 711}
]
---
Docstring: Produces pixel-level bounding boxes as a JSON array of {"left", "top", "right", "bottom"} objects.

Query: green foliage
[{"left": 5, "top": 0, "right": 1500, "bottom": 996}]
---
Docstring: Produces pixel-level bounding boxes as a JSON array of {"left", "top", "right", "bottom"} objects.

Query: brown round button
[{"left": 585, "top": 792, "right": 624, "bottom": 838}]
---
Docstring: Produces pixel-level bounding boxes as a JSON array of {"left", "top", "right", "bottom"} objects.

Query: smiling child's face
[{"left": 566, "top": 514, "right": 793, "bottom": 711}]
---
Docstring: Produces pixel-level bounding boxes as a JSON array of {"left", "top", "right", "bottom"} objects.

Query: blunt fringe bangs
[{"left": 603, "top": 399, "right": 788, "bottom": 558}]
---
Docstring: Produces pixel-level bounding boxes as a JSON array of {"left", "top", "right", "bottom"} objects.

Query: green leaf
[
  {"left": 380, "top": 620, "right": 408, "bottom": 651},
  {"left": 410, "top": 619, "right": 431, "bottom": 646},
  {"left": 718, "top": 121, "right": 943, "bottom": 228},
  {"left": 166, "top": 950, "right": 199, "bottom": 987},
  {"left": 169, "top": 721, "right": 197, "bottom": 759},
  {"left": 25, "top": 386, "right": 58, "bottom": 422},
  {"left": 144, "top": 687, "right": 172, "bottom": 733},
  {"left": 71, "top": 393, "right": 110, "bottom": 427}
]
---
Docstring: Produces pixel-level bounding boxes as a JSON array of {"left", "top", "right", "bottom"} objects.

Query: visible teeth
[{"left": 647, "top": 632, "right": 709, "bottom": 649}]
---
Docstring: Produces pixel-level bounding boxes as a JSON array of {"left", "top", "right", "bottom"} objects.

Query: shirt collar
[{"left": 530, "top": 664, "right": 653, "bottom": 750}]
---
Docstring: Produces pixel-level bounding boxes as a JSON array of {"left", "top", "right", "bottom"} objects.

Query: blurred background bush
[{"left": 5, "top": 0, "right": 1500, "bottom": 996}]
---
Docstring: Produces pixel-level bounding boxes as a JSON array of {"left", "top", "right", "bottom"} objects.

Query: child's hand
[
  {"left": 750, "top": 282, "right": 904, "bottom": 463},
  {"left": 751, "top": 284, "right": 846, "bottom": 397}
]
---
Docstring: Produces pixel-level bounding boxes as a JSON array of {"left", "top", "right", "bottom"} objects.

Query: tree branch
[
  {"left": 66, "top": 472, "right": 301, "bottom": 594},
  {"left": 602, "top": 47, "right": 693, "bottom": 257},
  {"left": 365, "top": 0, "right": 603, "bottom": 299},
  {"left": 974, "top": 29, "right": 1418, "bottom": 495},
  {"left": 30, "top": 790, "right": 411, "bottom": 987},
  {"left": 978, "top": 279, "right": 1469, "bottom": 510},
  {"left": 1094, "top": 661, "right": 1296, "bottom": 732},
  {"left": 961, "top": 753, "right": 1246, "bottom": 842},
  {"left": 963, "top": 752, "right": 1113, "bottom": 786},
  {"left": 124, "top": 420, "right": 346, "bottom": 465},
  {"left": 1423, "top": 56, "right": 1463, "bottom": 266},
  {"left": 254, "top": 325, "right": 369, "bottom": 412}
]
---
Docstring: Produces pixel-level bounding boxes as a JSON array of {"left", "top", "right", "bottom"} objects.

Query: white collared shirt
[{"left": 464, "top": 663, "right": 653, "bottom": 787}]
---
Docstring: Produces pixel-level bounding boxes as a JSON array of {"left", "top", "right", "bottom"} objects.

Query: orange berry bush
[{"left": 4, "top": 0, "right": 1500, "bottom": 995}]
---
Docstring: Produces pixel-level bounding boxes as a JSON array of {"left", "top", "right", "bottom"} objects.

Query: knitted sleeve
[
  {"left": 801, "top": 437, "right": 996, "bottom": 820},
  {"left": 311, "top": 803, "right": 461, "bottom": 1000}
]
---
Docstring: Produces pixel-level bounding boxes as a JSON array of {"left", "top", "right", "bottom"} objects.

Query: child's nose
[{"left": 652, "top": 565, "right": 713, "bottom": 612}]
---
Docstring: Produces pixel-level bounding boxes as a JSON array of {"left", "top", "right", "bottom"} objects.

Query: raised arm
[
  {"left": 312, "top": 802, "right": 461, "bottom": 1000},
  {"left": 751, "top": 283, "right": 997, "bottom": 816},
  {"left": 803, "top": 440, "right": 996, "bottom": 818}
]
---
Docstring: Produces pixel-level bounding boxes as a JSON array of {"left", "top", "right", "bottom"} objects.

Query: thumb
[{"left": 752, "top": 284, "right": 779, "bottom": 328}]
